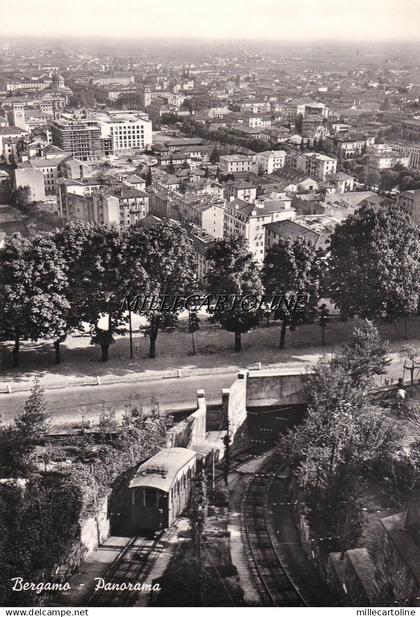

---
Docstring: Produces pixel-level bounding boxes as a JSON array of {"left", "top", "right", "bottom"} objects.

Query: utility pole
[
  {"left": 223, "top": 420, "right": 231, "bottom": 486},
  {"left": 128, "top": 308, "right": 134, "bottom": 359},
  {"left": 340, "top": 499, "right": 352, "bottom": 560},
  {"left": 211, "top": 448, "right": 215, "bottom": 494}
]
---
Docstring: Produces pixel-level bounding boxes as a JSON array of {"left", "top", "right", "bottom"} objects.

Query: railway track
[
  {"left": 87, "top": 532, "right": 164, "bottom": 606},
  {"left": 242, "top": 454, "right": 308, "bottom": 607}
]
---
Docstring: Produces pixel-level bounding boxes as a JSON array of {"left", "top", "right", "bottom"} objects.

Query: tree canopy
[
  {"left": 262, "top": 237, "right": 324, "bottom": 348},
  {"left": 328, "top": 203, "right": 420, "bottom": 322},
  {"left": 206, "top": 236, "right": 263, "bottom": 352}
]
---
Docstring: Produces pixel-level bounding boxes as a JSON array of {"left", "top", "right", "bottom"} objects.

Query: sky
[{"left": 1, "top": 0, "right": 420, "bottom": 42}]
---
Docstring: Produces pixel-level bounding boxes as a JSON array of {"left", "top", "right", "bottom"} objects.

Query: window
[{"left": 134, "top": 489, "right": 145, "bottom": 505}]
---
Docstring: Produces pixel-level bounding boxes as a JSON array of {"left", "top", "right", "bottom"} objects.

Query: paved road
[
  {"left": 0, "top": 372, "right": 236, "bottom": 427},
  {"left": 0, "top": 352, "right": 409, "bottom": 429}
]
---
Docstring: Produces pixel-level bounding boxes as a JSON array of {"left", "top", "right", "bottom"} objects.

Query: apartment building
[
  {"left": 366, "top": 152, "right": 409, "bottom": 170},
  {"left": 6, "top": 81, "right": 49, "bottom": 92},
  {"left": 171, "top": 194, "right": 225, "bottom": 239},
  {"left": 265, "top": 218, "right": 323, "bottom": 251},
  {"left": 224, "top": 180, "right": 257, "bottom": 203},
  {"left": 240, "top": 101, "right": 271, "bottom": 114},
  {"left": 63, "top": 182, "right": 149, "bottom": 228},
  {"left": 223, "top": 195, "right": 296, "bottom": 263},
  {"left": 326, "top": 135, "right": 375, "bottom": 160},
  {"left": 391, "top": 143, "right": 420, "bottom": 170},
  {"left": 254, "top": 150, "right": 286, "bottom": 174},
  {"left": 58, "top": 178, "right": 107, "bottom": 218},
  {"left": 397, "top": 189, "right": 420, "bottom": 226},
  {"left": 281, "top": 100, "right": 328, "bottom": 120},
  {"left": 190, "top": 227, "right": 215, "bottom": 283},
  {"left": 401, "top": 120, "right": 420, "bottom": 141},
  {"left": 25, "top": 155, "right": 67, "bottom": 194},
  {"left": 287, "top": 152, "right": 337, "bottom": 181},
  {"left": 96, "top": 184, "right": 150, "bottom": 228},
  {"left": 219, "top": 155, "right": 254, "bottom": 174},
  {"left": 58, "top": 157, "right": 94, "bottom": 180}
]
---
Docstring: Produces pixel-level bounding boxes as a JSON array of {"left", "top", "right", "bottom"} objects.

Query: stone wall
[
  {"left": 372, "top": 512, "right": 420, "bottom": 605},
  {"left": 328, "top": 549, "right": 379, "bottom": 606}
]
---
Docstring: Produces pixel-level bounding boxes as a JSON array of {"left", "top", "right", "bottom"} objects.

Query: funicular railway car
[{"left": 129, "top": 447, "right": 197, "bottom": 531}]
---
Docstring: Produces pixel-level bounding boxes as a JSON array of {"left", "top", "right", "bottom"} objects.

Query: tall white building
[{"left": 97, "top": 111, "right": 152, "bottom": 153}]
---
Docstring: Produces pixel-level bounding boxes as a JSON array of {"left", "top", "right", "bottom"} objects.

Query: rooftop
[
  {"left": 129, "top": 447, "right": 196, "bottom": 493},
  {"left": 324, "top": 191, "right": 374, "bottom": 207},
  {"left": 29, "top": 156, "right": 66, "bottom": 168},
  {"left": 220, "top": 154, "right": 253, "bottom": 162},
  {"left": 0, "top": 126, "right": 27, "bottom": 136},
  {"left": 265, "top": 218, "right": 321, "bottom": 245},
  {"left": 125, "top": 174, "right": 145, "bottom": 184}
]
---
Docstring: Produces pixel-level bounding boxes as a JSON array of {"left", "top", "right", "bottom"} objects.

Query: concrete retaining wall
[
  {"left": 246, "top": 370, "right": 307, "bottom": 408},
  {"left": 166, "top": 391, "right": 207, "bottom": 448},
  {"left": 222, "top": 370, "right": 248, "bottom": 438}
]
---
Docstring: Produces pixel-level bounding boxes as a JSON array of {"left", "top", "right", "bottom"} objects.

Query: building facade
[{"left": 51, "top": 120, "right": 103, "bottom": 161}]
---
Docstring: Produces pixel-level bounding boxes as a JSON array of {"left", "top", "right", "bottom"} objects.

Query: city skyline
[{"left": 1, "top": 0, "right": 420, "bottom": 43}]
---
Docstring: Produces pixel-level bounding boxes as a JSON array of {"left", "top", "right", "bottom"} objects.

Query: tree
[
  {"left": 16, "top": 378, "right": 48, "bottom": 440},
  {"left": 52, "top": 223, "right": 148, "bottom": 362},
  {"left": 160, "top": 112, "right": 180, "bottom": 125},
  {"left": 280, "top": 355, "right": 402, "bottom": 556},
  {"left": 12, "top": 186, "right": 31, "bottom": 211},
  {"left": 29, "top": 236, "right": 70, "bottom": 365},
  {"left": 380, "top": 96, "right": 391, "bottom": 111},
  {"left": 209, "top": 146, "right": 220, "bottom": 164},
  {"left": 0, "top": 234, "right": 69, "bottom": 367},
  {"left": 146, "top": 166, "right": 153, "bottom": 187},
  {"left": 128, "top": 222, "right": 197, "bottom": 358},
  {"left": 328, "top": 204, "right": 420, "bottom": 324},
  {"left": 380, "top": 170, "right": 399, "bottom": 194},
  {"left": 338, "top": 321, "right": 390, "bottom": 388},
  {"left": 354, "top": 165, "right": 368, "bottom": 185},
  {"left": 205, "top": 236, "right": 263, "bottom": 352},
  {"left": 400, "top": 175, "right": 415, "bottom": 192},
  {"left": 0, "top": 473, "right": 84, "bottom": 605},
  {"left": 10, "top": 379, "right": 49, "bottom": 475},
  {"left": 168, "top": 155, "right": 175, "bottom": 175},
  {"left": 0, "top": 234, "right": 32, "bottom": 367},
  {"left": 366, "top": 169, "right": 381, "bottom": 189},
  {"left": 262, "top": 237, "right": 324, "bottom": 349},
  {"left": 318, "top": 303, "right": 329, "bottom": 346}
]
